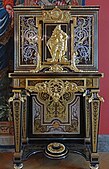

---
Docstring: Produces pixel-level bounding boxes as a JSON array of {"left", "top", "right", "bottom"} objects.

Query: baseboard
[
  {"left": 0, "top": 135, "right": 14, "bottom": 152},
  {"left": 98, "top": 135, "right": 109, "bottom": 152}
]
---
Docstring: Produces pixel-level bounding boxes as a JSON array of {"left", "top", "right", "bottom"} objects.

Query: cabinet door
[{"left": 27, "top": 92, "right": 85, "bottom": 140}]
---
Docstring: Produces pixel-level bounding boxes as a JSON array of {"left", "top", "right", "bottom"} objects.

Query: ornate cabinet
[{"left": 9, "top": 6, "right": 103, "bottom": 169}]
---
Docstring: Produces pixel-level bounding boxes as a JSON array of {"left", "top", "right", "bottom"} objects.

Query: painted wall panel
[{"left": 86, "top": 0, "right": 109, "bottom": 134}]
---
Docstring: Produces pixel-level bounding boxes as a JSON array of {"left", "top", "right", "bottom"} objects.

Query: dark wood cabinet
[{"left": 9, "top": 6, "right": 103, "bottom": 169}]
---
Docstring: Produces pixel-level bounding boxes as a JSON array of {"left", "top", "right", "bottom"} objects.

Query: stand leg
[
  {"left": 9, "top": 90, "right": 24, "bottom": 168},
  {"left": 89, "top": 90, "right": 104, "bottom": 169}
]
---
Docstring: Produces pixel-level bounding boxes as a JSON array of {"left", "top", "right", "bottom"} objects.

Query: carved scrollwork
[
  {"left": 43, "top": 7, "right": 72, "bottom": 23},
  {"left": 27, "top": 79, "right": 84, "bottom": 103}
]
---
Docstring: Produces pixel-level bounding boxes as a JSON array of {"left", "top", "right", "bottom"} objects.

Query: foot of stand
[
  {"left": 90, "top": 164, "right": 99, "bottom": 169},
  {"left": 14, "top": 163, "right": 23, "bottom": 169}
]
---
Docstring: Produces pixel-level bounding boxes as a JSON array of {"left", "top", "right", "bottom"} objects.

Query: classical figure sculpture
[{"left": 46, "top": 24, "right": 68, "bottom": 63}]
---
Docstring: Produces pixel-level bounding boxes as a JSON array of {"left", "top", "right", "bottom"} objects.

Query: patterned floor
[{"left": 0, "top": 152, "right": 109, "bottom": 169}]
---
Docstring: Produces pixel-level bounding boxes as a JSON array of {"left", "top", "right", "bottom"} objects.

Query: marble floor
[{"left": 0, "top": 152, "right": 109, "bottom": 169}]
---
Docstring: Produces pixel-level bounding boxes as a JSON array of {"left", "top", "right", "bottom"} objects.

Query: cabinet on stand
[{"left": 9, "top": 6, "right": 103, "bottom": 169}]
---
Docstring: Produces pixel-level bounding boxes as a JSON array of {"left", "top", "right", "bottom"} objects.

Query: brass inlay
[
  {"left": 91, "top": 100, "right": 100, "bottom": 152},
  {"left": 89, "top": 91, "right": 104, "bottom": 152},
  {"left": 22, "top": 93, "right": 27, "bottom": 143},
  {"left": 85, "top": 98, "right": 90, "bottom": 138},
  {"left": 13, "top": 100, "right": 21, "bottom": 152},
  {"left": 26, "top": 78, "right": 85, "bottom": 88},
  {"left": 9, "top": 91, "right": 23, "bottom": 153}
]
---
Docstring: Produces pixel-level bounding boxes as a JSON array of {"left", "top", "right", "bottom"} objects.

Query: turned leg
[
  {"left": 89, "top": 90, "right": 104, "bottom": 169},
  {"left": 9, "top": 90, "right": 24, "bottom": 169}
]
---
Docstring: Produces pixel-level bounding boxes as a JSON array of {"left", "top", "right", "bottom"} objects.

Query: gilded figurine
[{"left": 46, "top": 24, "right": 68, "bottom": 63}]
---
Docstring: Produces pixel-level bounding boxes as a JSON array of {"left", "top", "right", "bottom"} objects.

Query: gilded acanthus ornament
[
  {"left": 27, "top": 79, "right": 84, "bottom": 103},
  {"left": 70, "top": 52, "right": 82, "bottom": 72},
  {"left": 89, "top": 92, "right": 104, "bottom": 103},
  {"left": 42, "top": 7, "right": 72, "bottom": 23},
  {"left": 30, "top": 53, "right": 41, "bottom": 72},
  {"left": 9, "top": 90, "right": 24, "bottom": 103}
]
